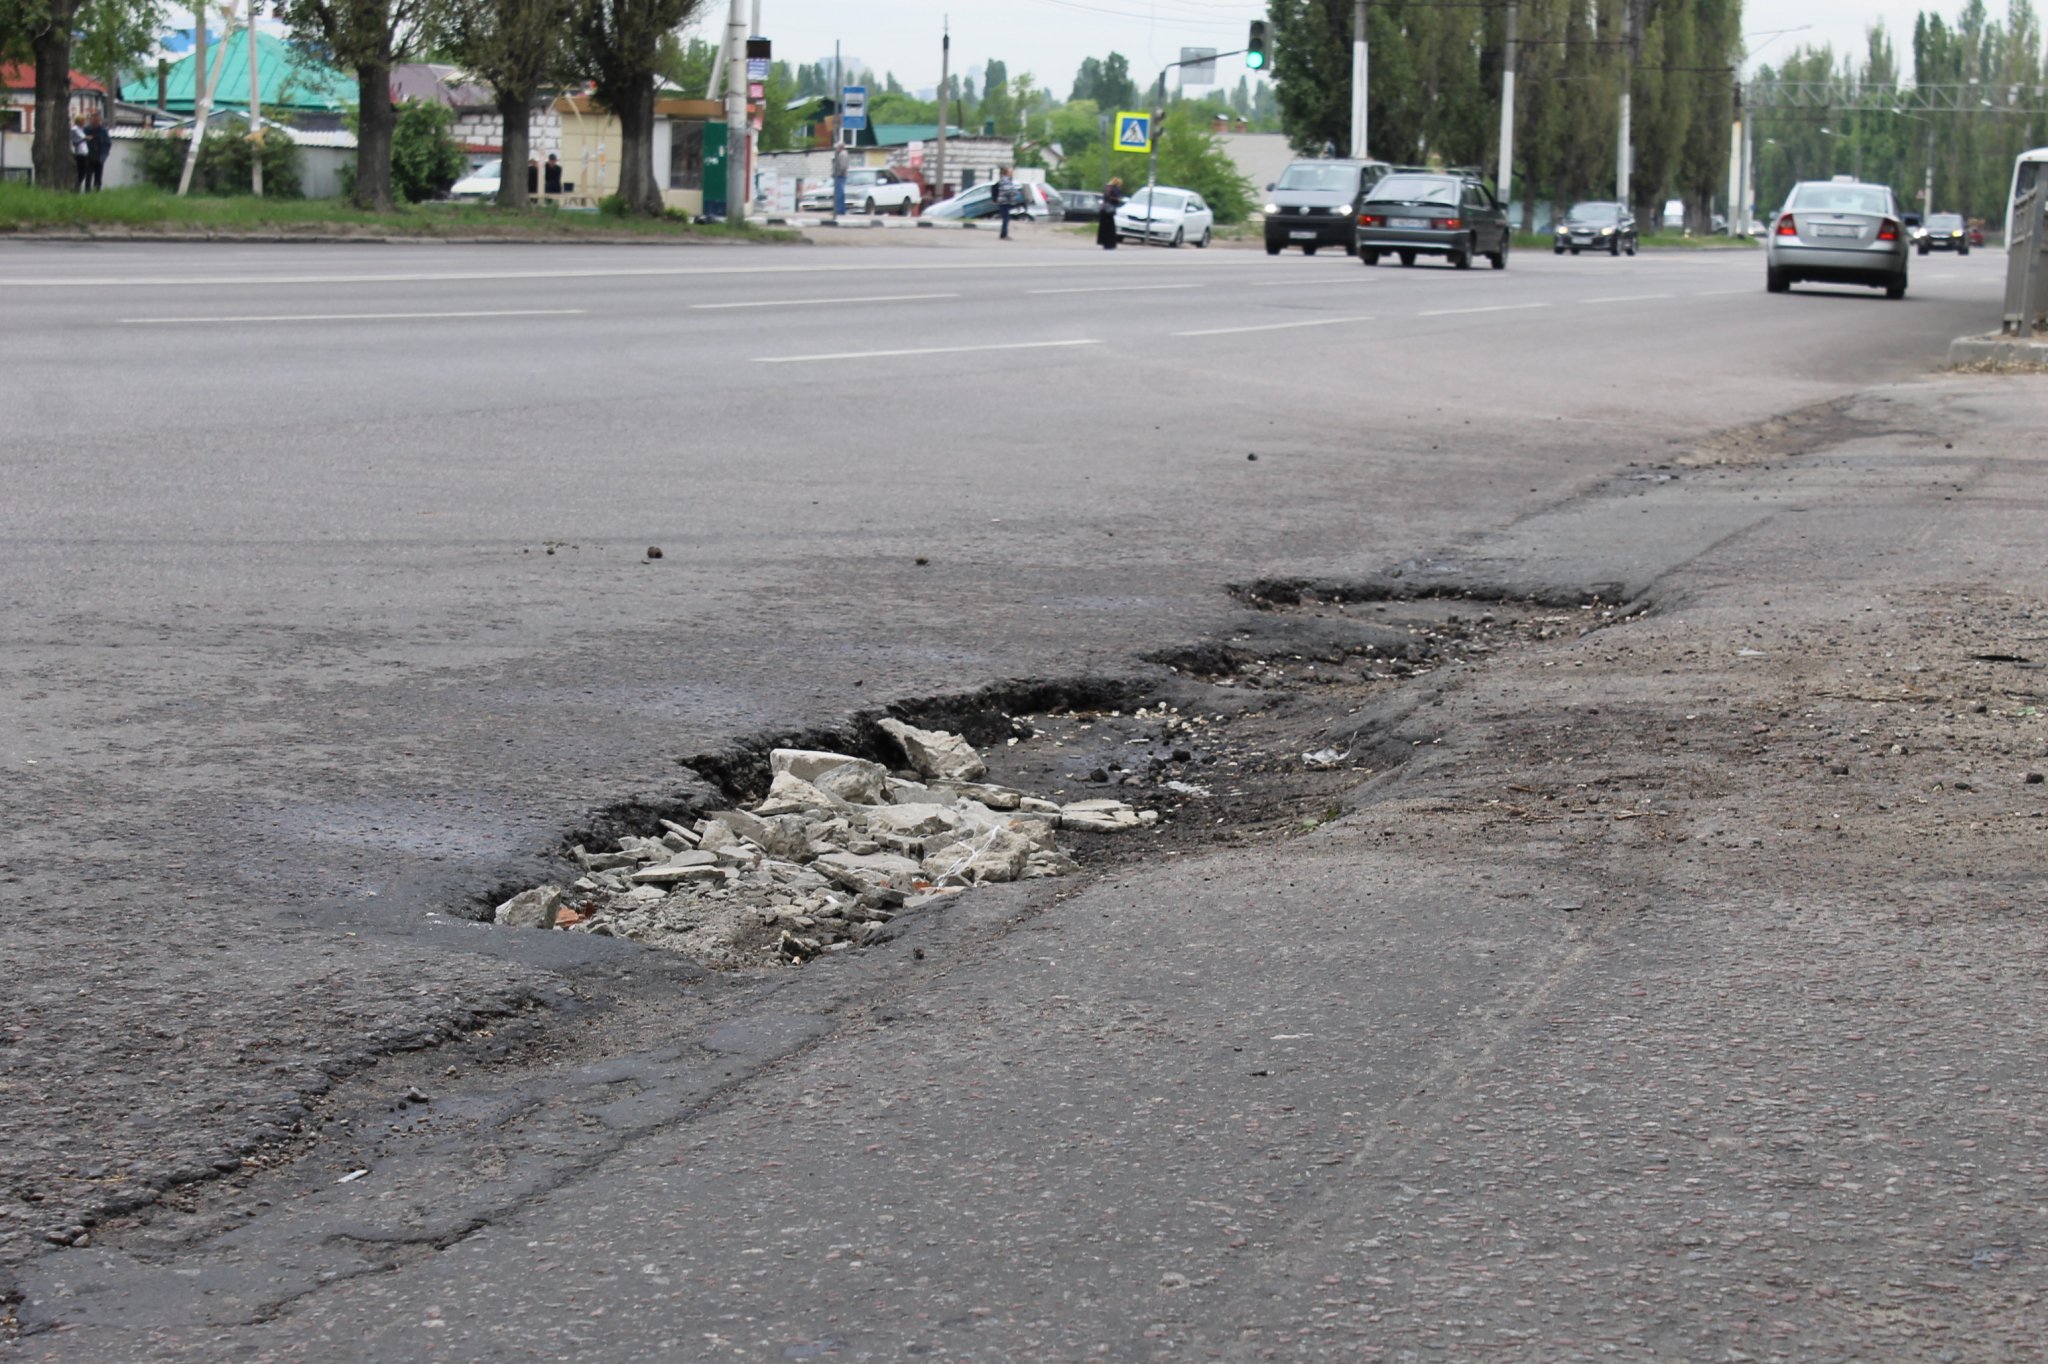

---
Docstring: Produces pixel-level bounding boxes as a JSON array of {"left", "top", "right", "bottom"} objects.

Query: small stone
[
  {"left": 646, "top": 546, "right": 663, "bottom": 559},
  {"left": 1060, "top": 799, "right": 1144, "bottom": 832},
  {"left": 1088, "top": 768, "right": 1109, "bottom": 784},
  {"left": 2028, "top": 772, "right": 2044, "bottom": 784}
]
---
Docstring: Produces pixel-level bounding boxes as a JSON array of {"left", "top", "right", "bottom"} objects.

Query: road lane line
[
  {"left": 1175, "top": 314, "right": 1377, "bottom": 336},
  {"left": 1027, "top": 284, "right": 1202, "bottom": 294},
  {"left": 1416, "top": 302, "right": 1551, "bottom": 317},
  {"left": 754, "top": 338, "right": 1103, "bottom": 363},
  {"left": 1693, "top": 289, "right": 1752, "bottom": 296},
  {"left": 1579, "top": 293, "right": 1674, "bottom": 304},
  {"left": 7, "top": 261, "right": 1203, "bottom": 288},
  {"left": 692, "top": 293, "right": 957, "bottom": 309},
  {"left": 119, "top": 309, "right": 587, "bottom": 323}
]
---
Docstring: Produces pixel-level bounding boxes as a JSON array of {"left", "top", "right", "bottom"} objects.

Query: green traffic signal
[{"left": 1246, "top": 19, "right": 1269, "bottom": 69}]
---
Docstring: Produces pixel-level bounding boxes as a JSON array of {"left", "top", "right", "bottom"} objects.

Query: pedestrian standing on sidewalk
[
  {"left": 544, "top": 154, "right": 562, "bottom": 195},
  {"left": 994, "top": 166, "right": 1018, "bottom": 239},
  {"left": 84, "top": 114, "right": 110, "bottom": 192},
  {"left": 832, "top": 141, "right": 849, "bottom": 216},
  {"left": 1097, "top": 176, "right": 1124, "bottom": 249},
  {"left": 71, "top": 118, "right": 91, "bottom": 190}
]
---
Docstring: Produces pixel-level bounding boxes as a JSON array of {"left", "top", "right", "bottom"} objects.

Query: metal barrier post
[{"left": 2003, "top": 185, "right": 2045, "bottom": 336}]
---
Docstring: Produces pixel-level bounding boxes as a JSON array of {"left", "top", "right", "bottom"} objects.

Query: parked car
[
  {"left": 1970, "top": 220, "right": 1987, "bottom": 246},
  {"left": 1061, "top": 188, "right": 1102, "bottom": 222},
  {"left": 449, "top": 160, "right": 502, "bottom": 200},
  {"left": 1919, "top": 211, "right": 1970, "bottom": 254},
  {"left": 1114, "top": 185, "right": 1214, "bottom": 247},
  {"left": 1354, "top": 170, "right": 1510, "bottom": 269},
  {"left": 799, "top": 167, "right": 921, "bottom": 215},
  {"left": 922, "top": 180, "right": 1064, "bottom": 222},
  {"left": 1552, "top": 200, "right": 1637, "bottom": 256},
  {"left": 1261, "top": 157, "right": 1394, "bottom": 256},
  {"left": 1901, "top": 209, "right": 1924, "bottom": 246},
  {"left": 1765, "top": 176, "right": 1909, "bottom": 299}
]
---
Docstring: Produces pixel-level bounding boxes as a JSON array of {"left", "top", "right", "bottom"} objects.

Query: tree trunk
[
  {"left": 352, "top": 63, "right": 396, "bottom": 211},
  {"left": 613, "top": 72, "right": 662, "bottom": 216},
  {"left": 31, "top": 24, "right": 78, "bottom": 192},
  {"left": 496, "top": 90, "right": 531, "bottom": 209}
]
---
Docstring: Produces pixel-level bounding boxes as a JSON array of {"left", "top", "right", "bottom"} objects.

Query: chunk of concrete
[
  {"left": 495, "top": 885, "right": 562, "bottom": 929},
  {"left": 879, "top": 718, "right": 988, "bottom": 782},
  {"left": 813, "top": 850, "right": 923, "bottom": 890},
  {"left": 755, "top": 772, "right": 840, "bottom": 816},
  {"left": 771, "top": 748, "right": 874, "bottom": 783},
  {"left": 810, "top": 759, "right": 890, "bottom": 806},
  {"left": 920, "top": 826, "right": 1034, "bottom": 885},
  {"left": 865, "top": 803, "right": 965, "bottom": 839}
]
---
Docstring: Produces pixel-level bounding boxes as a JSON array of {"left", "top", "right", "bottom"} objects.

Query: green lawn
[{"left": 0, "top": 184, "right": 801, "bottom": 241}]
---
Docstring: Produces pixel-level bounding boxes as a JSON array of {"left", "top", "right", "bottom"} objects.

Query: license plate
[
  {"left": 1572, "top": 234, "right": 1592, "bottom": 242},
  {"left": 1289, "top": 230, "right": 1316, "bottom": 239},
  {"left": 1389, "top": 217, "right": 1430, "bottom": 229},
  {"left": 1812, "top": 224, "right": 1860, "bottom": 238}
]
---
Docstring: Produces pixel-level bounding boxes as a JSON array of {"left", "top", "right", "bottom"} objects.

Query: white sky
[{"left": 721, "top": 0, "right": 1951, "bottom": 93}]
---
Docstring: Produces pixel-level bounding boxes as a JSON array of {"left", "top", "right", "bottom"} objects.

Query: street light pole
[
  {"left": 1495, "top": 0, "right": 1516, "bottom": 201},
  {"left": 934, "top": 19, "right": 949, "bottom": 198},
  {"left": 723, "top": 0, "right": 746, "bottom": 222},
  {"left": 1349, "top": 0, "right": 1368, "bottom": 159}
]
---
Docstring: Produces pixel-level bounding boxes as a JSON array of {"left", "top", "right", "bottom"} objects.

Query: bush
[
  {"left": 136, "top": 122, "right": 304, "bottom": 198},
  {"left": 389, "top": 99, "right": 468, "bottom": 203}
]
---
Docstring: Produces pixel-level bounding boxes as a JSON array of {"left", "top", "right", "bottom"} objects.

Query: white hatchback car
[{"left": 1114, "top": 185, "right": 1214, "bottom": 247}]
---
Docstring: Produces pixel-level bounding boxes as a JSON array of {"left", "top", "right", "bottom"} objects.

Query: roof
[
  {"left": 1, "top": 65, "right": 108, "bottom": 94},
  {"left": 389, "top": 62, "right": 492, "bottom": 109},
  {"left": 118, "top": 30, "right": 355, "bottom": 113}
]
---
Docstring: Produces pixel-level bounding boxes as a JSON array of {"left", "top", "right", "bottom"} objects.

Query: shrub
[
  {"left": 389, "top": 99, "right": 468, "bottom": 203},
  {"left": 136, "top": 122, "right": 304, "bottom": 198}
]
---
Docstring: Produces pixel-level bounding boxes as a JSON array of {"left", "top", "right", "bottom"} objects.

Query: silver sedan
[{"left": 1766, "top": 178, "right": 1910, "bottom": 299}]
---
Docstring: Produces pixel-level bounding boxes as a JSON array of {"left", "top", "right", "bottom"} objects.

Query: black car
[
  {"left": 1262, "top": 158, "right": 1395, "bottom": 256},
  {"left": 1552, "top": 200, "right": 1637, "bottom": 256},
  {"left": 1919, "top": 211, "right": 1970, "bottom": 255},
  {"left": 1062, "top": 188, "right": 1102, "bottom": 222},
  {"left": 1355, "top": 170, "right": 1511, "bottom": 269}
]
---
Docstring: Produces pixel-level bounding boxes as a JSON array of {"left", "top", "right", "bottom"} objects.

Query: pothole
[{"left": 476, "top": 592, "right": 1620, "bottom": 970}]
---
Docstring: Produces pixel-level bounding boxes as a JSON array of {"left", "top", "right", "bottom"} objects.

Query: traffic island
[{"left": 1947, "top": 331, "right": 2048, "bottom": 366}]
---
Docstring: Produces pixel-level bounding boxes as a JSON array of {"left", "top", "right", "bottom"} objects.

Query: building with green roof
[{"left": 121, "top": 30, "right": 355, "bottom": 116}]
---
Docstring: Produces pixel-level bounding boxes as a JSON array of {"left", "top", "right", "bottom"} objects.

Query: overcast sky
[{"left": 718, "top": 0, "right": 1945, "bottom": 96}]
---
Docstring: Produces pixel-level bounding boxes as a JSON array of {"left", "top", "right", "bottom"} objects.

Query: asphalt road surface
[{"left": 6, "top": 234, "right": 2044, "bottom": 1360}]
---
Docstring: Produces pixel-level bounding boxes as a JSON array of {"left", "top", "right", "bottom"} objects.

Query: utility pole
[
  {"left": 1349, "top": 0, "right": 1368, "bottom": 158},
  {"left": 177, "top": 0, "right": 209, "bottom": 195},
  {"left": 1923, "top": 122, "right": 1935, "bottom": 212},
  {"left": 723, "top": 0, "right": 746, "bottom": 222},
  {"left": 1727, "top": 82, "right": 1743, "bottom": 234},
  {"left": 1495, "top": 0, "right": 1516, "bottom": 202},
  {"left": 1617, "top": 0, "right": 1635, "bottom": 209},
  {"left": 1099, "top": 110, "right": 1108, "bottom": 188},
  {"left": 934, "top": 19, "right": 949, "bottom": 198},
  {"left": 247, "top": 0, "right": 263, "bottom": 197},
  {"left": 1144, "top": 67, "right": 1163, "bottom": 218}
]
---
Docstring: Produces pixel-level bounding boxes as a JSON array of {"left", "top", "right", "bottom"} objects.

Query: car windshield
[
  {"left": 1366, "top": 175, "right": 1460, "bottom": 206},
  {"left": 1928, "top": 213, "right": 1964, "bottom": 229},
  {"left": 1275, "top": 163, "right": 1357, "bottom": 192},
  {"left": 847, "top": 170, "right": 878, "bottom": 185},
  {"left": 1134, "top": 190, "right": 1186, "bottom": 210},
  {"left": 1567, "top": 202, "right": 1619, "bottom": 223},
  {"left": 1788, "top": 184, "right": 1890, "bottom": 215}
]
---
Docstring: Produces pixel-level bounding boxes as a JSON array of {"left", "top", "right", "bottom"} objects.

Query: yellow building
[{"left": 551, "top": 95, "right": 729, "bottom": 215}]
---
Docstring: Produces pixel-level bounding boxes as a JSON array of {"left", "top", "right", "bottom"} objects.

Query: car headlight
[
  {"left": 1263, "top": 203, "right": 1279, "bottom": 215},
  {"left": 1599, "top": 227, "right": 1614, "bottom": 235},
  {"left": 1334, "top": 203, "right": 1352, "bottom": 216}
]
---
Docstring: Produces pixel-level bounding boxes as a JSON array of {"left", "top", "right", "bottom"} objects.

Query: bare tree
[
  {"left": 437, "top": 0, "right": 571, "bottom": 208},
  {"left": 281, "top": 0, "right": 430, "bottom": 210},
  {"left": 569, "top": 0, "right": 707, "bottom": 215}
]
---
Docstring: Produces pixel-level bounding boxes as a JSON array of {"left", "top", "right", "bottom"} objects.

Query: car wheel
[
  {"left": 897, "top": 200, "right": 911, "bottom": 216},
  {"left": 1887, "top": 275, "right": 1908, "bottom": 300},
  {"left": 1610, "top": 237, "right": 1621, "bottom": 255},
  {"left": 1361, "top": 249, "right": 1380, "bottom": 266},
  {"left": 1302, "top": 243, "right": 1317, "bottom": 255},
  {"left": 1196, "top": 228, "right": 1210, "bottom": 248},
  {"left": 1553, "top": 245, "right": 1564, "bottom": 254},
  {"left": 1569, "top": 247, "right": 1580, "bottom": 255},
  {"left": 1766, "top": 267, "right": 1790, "bottom": 293},
  {"left": 864, "top": 198, "right": 876, "bottom": 215},
  {"left": 1488, "top": 241, "right": 1508, "bottom": 269},
  {"left": 1450, "top": 247, "right": 1472, "bottom": 269},
  {"left": 1170, "top": 227, "right": 1185, "bottom": 248},
  {"left": 1399, "top": 251, "right": 1416, "bottom": 267},
  {"left": 1626, "top": 242, "right": 1636, "bottom": 256},
  {"left": 1960, "top": 245, "right": 1970, "bottom": 256},
  {"left": 1265, "top": 239, "right": 1282, "bottom": 255},
  {"left": 1917, "top": 245, "right": 1929, "bottom": 256}
]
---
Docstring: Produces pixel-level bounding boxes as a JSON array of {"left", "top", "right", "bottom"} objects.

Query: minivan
[{"left": 1262, "top": 158, "right": 1395, "bottom": 256}]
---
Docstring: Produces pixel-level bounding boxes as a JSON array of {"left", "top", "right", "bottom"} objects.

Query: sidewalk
[{"left": 21, "top": 371, "right": 2046, "bottom": 1360}]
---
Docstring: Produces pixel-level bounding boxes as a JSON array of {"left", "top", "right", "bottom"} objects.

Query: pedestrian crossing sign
[{"left": 1115, "top": 112, "right": 1152, "bottom": 153}]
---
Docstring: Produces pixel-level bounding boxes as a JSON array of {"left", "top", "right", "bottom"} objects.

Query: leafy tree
[
  {"left": 436, "top": 0, "right": 573, "bottom": 208},
  {"left": 1, "top": 0, "right": 160, "bottom": 189},
  {"left": 282, "top": 0, "right": 435, "bottom": 210},
  {"left": 567, "top": 0, "right": 711, "bottom": 215}
]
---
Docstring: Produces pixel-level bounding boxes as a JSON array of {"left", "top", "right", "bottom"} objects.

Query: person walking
[
  {"left": 84, "top": 114, "right": 110, "bottom": 192},
  {"left": 994, "top": 166, "right": 1017, "bottom": 239},
  {"left": 1097, "top": 176, "right": 1125, "bottom": 249},
  {"left": 71, "top": 117, "right": 91, "bottom": 191},
  {"left": 831, "top": 141, "right": 849, "bottom": 217}
]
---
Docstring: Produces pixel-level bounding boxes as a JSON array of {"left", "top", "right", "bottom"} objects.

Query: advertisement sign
[{"left": 746, "top": 37, "right": 770, "bottom": 82}]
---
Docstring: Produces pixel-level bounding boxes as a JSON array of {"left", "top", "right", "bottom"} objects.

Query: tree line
[
  {"left": 1751, "top": 0, "right": 2047, "bottom": 226},
  {"left": 1265, "top": 0, "right": 1743, "bottom": 231},
  {"left": 2, "top": 0, "right": 718, "bottom": 211}
]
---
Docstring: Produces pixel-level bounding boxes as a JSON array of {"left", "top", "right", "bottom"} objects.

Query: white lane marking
[
  {"left": 119, "top": 308, "right": 586, "bottom": 323},
  {"left": 1416, "top": 302, "right": 1551, "bottom": 317},
  {"left": 1579, "top": 293, "right": 1674, "bottom": 304},
  {"left": 754, "top": 338, "right": 1103, "bottom": 363},
  {"left": 1693, "top": 289, "right": 1752, "bottom": 296},
  {"left": 1027, "top": 283, "right": 1202, "bottom": 294},
  {"left": 691, "top": 292, "right": 957, "bottom": 309},
  {"left": 1175, "top": 314, "right": 1377, "bottom": 336},
  {"left": 8, "top": 261, "right": 1193, "bottom": 288}
]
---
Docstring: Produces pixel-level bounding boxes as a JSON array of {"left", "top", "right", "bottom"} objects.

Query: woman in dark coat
[{"left": 1097, "top": 176, "right": 1124, "bottom": 249}]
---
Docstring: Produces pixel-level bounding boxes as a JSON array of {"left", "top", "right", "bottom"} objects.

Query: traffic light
[{"left": 1246, "top": 20, "right": 1269, "bottom": 69}]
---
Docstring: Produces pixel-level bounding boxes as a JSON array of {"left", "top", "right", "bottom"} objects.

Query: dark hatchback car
[
  {"left": 1262, "top": 158, "right": 1394, "bottom": 256},
  {"left": 1919, "top": 212, "right": 1970, "bottom": 254},
  {"left": 1355, "top": 170, "right": 1511, "bottom": 269},
  {"left": 1062, "top": 188, "right": 1103, "bottom": 222},
  {"left": 1553, "top": 200, "right": 1638, "bottom": 256}
]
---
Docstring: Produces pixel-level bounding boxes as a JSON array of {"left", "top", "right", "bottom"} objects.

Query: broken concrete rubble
[{"left": 498, "top": 725, "right": 1155, "bottom": 968}]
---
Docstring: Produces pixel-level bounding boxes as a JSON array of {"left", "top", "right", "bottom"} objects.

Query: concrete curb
[
  {"left": 1947, "top": 331, "right": 2048, "bottom": 365},
  {"left": 764, "top": 215, "right": 994, "bottom": 231}
]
